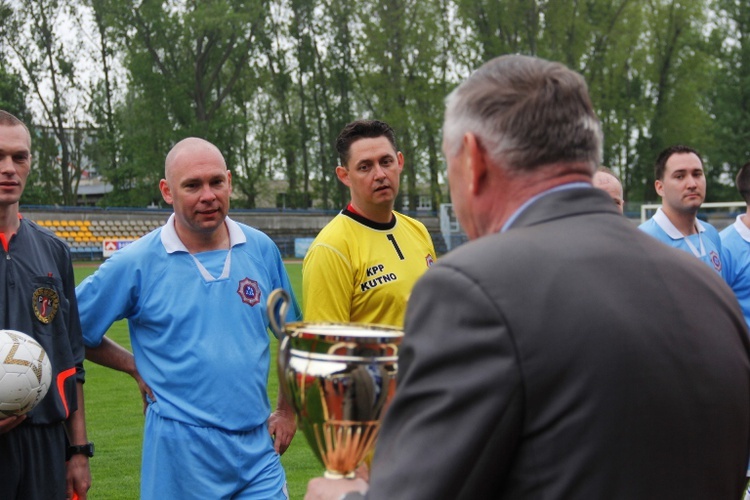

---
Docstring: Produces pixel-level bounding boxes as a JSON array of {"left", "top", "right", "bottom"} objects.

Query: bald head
[
  {"left": 165, "top": 137, "right": 226, "bottom": 182},
  {"left": 159, "top": 137, "right": 233, "bottom": 251},
  {"left": 0, "top": 110, "right": 31, "bottom": 149},
  {"left": 593, "top": 167, "right": 624, "bottom": 213}
]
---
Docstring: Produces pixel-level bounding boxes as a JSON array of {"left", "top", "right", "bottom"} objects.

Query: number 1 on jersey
[{"left": 387, "top": 234, "right": 405, "bottom": 260}]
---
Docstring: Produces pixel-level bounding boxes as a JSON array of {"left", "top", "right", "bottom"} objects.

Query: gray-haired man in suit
[{"left": 306, "top": 55, "right": 750, "bottom": 500}]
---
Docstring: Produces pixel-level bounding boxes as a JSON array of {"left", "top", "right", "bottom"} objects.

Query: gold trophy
[{"left": 267, "top": 289, "right": 403, "bottom": 479}]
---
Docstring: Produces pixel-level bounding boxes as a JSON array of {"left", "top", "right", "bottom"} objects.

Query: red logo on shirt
[
  {"left": 32, "top": 287, "right": 59, "bottom": 324},
  {"left": 237, "top": 278, "right": 261, "bottom": 307},
  {"left": 710, "top": 250, "right": 722, "bottom": 272}
]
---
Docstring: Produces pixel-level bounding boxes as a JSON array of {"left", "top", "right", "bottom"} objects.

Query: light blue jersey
[
  {"left": 639, "top": 208, "right": 726, "bottom": 278},
  {"left": 720, "top": 215, "right": 750, "bottom": 329},
  {"left": 77, "top": 215, "right": 301, "bottom": 431}
]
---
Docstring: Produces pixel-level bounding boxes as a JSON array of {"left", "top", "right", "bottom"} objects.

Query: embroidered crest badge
[
  {"left": 237, "top": 278, "right": 261, "bottom": 307},
  {"left": 32, "top": 287, "right": 59, "bottom": 324},
  {"left": 426, "top": 254, "right": 435, "bottom": 267},
  {"left": 710, "top": 250, "right": 722, "bottom": 272}
]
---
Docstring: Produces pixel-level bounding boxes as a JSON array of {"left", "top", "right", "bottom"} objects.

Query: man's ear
[
  {"left": 464, "top": 133, "right": 488, "bottom": 195},
  {"left": 159, "top": 179, "right": 173, "bottom": 204},
  {"left": 335, "top": 165, "right": 351, "bottom": 187},
  {"left": 654, "top": 179, "right": 664, "bottom": 197}
]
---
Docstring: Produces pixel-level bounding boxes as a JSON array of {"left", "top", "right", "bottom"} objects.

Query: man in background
[
  {"left": 302, "top": 120, "right": 435, "bottom": 327},
  {"left": 77, "top": 137, "right": 300, "bottom": 499},
  {"left": 593, "top": 166, "right": 624, "bottom": 213},
  {"left": 306, "top": 55, "right": 750, "bottom": 500},
  {"left": 721, "top": 161, "right": 750, "bottom": 500},
  {"left": 639, "top": 145, "right": 726, "bottom": 276},
  {"left": 0, "top": 110, "right": 92, "bottom": 499},
  {"left": 720, "top": 160, "right": 750, "bottom": 327}
]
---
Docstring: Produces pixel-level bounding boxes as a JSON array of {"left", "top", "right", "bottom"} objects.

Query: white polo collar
[
  {"left": 160, "top": 213, "right": 246, "bottom": 254},
  {"left": 732, "top": 214, "right": 750, "bottom": 243},
  {"left": 160, "top": 214, "right": 246, "bottom": 281},
  {"left": 652, "top": 207, "right": 706, "bottom": 240}
]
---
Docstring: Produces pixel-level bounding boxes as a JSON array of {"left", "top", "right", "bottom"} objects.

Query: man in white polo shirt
[
  {"left": 720, "top": 161, "right": 750, "bottom": 499},
  {"left": 720, "top": 161, "right": 750, "bottom": 327},
  {"left": 639, "top": 145, "right": 726, "bottom": 278}
]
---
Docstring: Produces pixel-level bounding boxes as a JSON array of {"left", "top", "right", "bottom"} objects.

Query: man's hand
[
  {"left": 131, "top": 370, "right": 155, "bottom": 415},
  {"left": 86, "top": 337, "right": 153, "bottom": 415},
  {"left": 305, "top": 477, "right": 368, "bottom": 500},
  {"left": 0, "top": 414, "right": 25, "bottom": 434},
  {"left": 267, "top": 407, "right": 296, "bottom": 455},
  {"left": 66, "top": 454, "right": 92, "bottom": 499}
]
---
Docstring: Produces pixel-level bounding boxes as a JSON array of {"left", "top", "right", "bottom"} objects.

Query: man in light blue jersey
[
  {"left": 721, "top": 161, "right": 750, "bottom": 327},
  {"left": 639, "top": 145, "right": 726, "bottom": 277},
  {"left": 723, "top": 163, "right": 750, "bottom": 500},
  {"left": 77, "top": 138, "right": 301, "bottom": 499}
]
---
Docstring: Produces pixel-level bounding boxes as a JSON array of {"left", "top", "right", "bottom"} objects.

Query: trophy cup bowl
[{"left": 268, "top": 289, "right": 403, "bottom": 479}]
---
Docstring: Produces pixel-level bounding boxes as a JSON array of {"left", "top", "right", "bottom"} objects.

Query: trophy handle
[
  {"left": 267, "top": 288, "right": 290, "bottom": 338},
  {"left": 268, "top": 288, "right": 294, "bottom": 410}
]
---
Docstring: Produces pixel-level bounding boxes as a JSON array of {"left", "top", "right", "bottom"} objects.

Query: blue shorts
[{"left": 141, "top": 411, "right": 288, "bottom": 499}]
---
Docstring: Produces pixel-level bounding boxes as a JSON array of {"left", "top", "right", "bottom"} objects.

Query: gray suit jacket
[{"left": 357, "top": 187, "right": 750, "bottom": 499}]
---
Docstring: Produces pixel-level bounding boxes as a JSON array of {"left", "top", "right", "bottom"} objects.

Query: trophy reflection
[{"left": 268, "top": 289, "right": 403, "bottom": 479}]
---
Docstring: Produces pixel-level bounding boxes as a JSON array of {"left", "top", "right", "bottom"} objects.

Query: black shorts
[{"left": 0, "top": 422, "right": 67, "bottom": 500}]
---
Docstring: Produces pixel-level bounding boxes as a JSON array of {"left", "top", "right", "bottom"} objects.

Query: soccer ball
[{"left": 0, "top": 329, "right": 52, "bottom": 417}]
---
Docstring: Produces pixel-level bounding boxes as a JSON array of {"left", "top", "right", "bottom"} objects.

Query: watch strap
[{"left": 66, "top": 442, "right": 94, "bottom": 460}]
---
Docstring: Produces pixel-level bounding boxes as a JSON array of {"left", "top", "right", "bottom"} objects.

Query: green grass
[{"left": 77, "top": 261, "right": 319, "bottom": 499}]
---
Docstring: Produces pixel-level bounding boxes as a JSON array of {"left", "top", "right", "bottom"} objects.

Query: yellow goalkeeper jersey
[{"left": 302, "top": 208, "right": 436, "bottom": 328}]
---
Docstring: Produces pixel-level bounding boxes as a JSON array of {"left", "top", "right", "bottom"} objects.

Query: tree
[
  {"left": 7, "top": 0, "right": 84, "bottom": 205},
  {"left": 454, "top": 0, "right": 539, "bottom": 61},
  {"left": 311, "top": 0, "right": 359, "bottom": 209},
  {"left": 705, "top": 0, "right": 750, "bottom": 200},
  {"left": 0, "top": 2, "right": 30, "bottom": 118},
  {"left": 629, "top": 0, "right": 715, "bottom": 202},
  {"left": 81, "top": 0, "right": 122, "bottom": 191},
  {"left": 100, "top": 0, "right": 268, "bottom": 206}
]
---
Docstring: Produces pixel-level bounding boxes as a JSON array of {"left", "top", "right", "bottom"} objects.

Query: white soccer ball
[{"left": 0, "top": 329, "right": 52, "bottom": 417}]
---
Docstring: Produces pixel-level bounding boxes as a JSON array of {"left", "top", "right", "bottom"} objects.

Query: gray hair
[{"left": 443, "top": 55, "right": 602, "bottom": 174}]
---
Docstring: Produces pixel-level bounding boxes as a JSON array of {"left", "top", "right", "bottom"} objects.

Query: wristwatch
[{"left": 66, "top": 442, "right": 95, "bottom": 460}]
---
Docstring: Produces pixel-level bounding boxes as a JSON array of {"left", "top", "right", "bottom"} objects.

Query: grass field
[{"left": 76, "top": 262, "right": 319, "bottom": 499}]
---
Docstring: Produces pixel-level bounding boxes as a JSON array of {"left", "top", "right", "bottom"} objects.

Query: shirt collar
[
  {"left": 733, "top": 214, "right": 750, "bottom": 243},
  {"left": 161, "top": 213, "right": 246, "bottom": 254},
  {"left": 653, "top": 207, "right": 706, "bottom": 240},
  {"left": 501, "top": 182, "right": 591, "bottom": 233}
]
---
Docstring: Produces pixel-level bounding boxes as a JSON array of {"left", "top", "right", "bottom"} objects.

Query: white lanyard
[
  {"left": 653, "top": 208, "right": 705, "bottom": 258},
  {"left": 683, "top": 232, "right": 706, "bottom": 258},
  {"left": 190, "top": 248, "right": 232, "bottom": 282},
  {"left": 161, "top": 215, "right": 246, "bottom": 282}
]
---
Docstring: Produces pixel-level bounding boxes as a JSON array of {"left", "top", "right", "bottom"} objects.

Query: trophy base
[
  {"left": 307, "top": 420, "right": 380, "bottom": 480},
  {"left": 323, "top": 470, "right": 356, "bottom": 480}
]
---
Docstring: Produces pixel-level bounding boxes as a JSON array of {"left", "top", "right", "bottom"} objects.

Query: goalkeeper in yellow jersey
[{"left": 303, "top": 120, "right": 436, "bottom": 328}]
